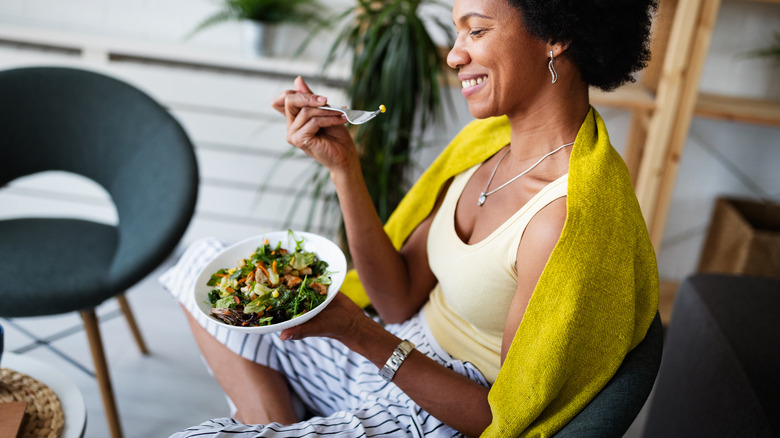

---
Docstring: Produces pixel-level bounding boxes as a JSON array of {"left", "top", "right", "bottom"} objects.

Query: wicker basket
[{"left": 0, "top": 368, "right": 65, "bottom": 438}]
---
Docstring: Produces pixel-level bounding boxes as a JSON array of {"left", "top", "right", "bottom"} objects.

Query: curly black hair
[{"left": 507, "top": 0, "right": 657, "bottom": 91}]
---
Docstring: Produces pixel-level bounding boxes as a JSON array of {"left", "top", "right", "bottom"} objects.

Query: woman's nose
[{"left": 447, "top": 37, "right": 469, "bottom": 70}]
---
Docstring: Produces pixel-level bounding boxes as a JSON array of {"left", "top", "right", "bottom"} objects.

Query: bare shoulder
[
  {"left": 521, "top": 196, "right": 567, "bottom": 252},
  {"left": 511, "top": 196, "right": 567, "bottom": 310}
]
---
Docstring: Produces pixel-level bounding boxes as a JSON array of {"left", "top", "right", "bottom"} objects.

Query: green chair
[
  {"left": 554, "top": 312, "right": 664, "bottom": 437},
  {"left": 642, "top": 274, "right": 780, "bottom": 437},
  {"left": 0, "top": 66, "right": 199, "bottom": 438}
]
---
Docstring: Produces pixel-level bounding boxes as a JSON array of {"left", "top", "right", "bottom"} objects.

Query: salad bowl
[{"left": 192, "top": 230, "right": 347, "bottom": 334}]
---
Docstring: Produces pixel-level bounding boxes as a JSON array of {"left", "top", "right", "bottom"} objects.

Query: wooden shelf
[
  {"left": 695, "top": 92, "right": 780, "bottom": 126},
  {"left": 594, "top": 86, "right": 780, "bottom": 127}
]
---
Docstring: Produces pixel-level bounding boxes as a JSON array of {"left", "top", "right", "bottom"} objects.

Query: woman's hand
[
  {"left": 271, "top": 76, "right": 359, "bottom": 174},
  {"left": 279, "top": 292, "right": 370, "bottom": 343}
]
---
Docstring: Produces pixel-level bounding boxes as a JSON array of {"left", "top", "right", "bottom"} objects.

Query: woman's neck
[{"left": 505, "top": 80, "right": 590, "bottom": 162}]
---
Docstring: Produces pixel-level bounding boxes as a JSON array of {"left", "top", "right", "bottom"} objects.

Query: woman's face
[{"left": 448, "top": 0, "right": 550, "bottom": 119}]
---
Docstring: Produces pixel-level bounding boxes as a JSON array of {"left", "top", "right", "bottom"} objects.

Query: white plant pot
[{"left": 240, "top": 20, "right": 276, "bottom": 58}]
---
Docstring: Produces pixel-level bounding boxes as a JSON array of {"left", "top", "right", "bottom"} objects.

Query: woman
[{"left": 163, "top": 0, "right": 658, "bottom": 436}]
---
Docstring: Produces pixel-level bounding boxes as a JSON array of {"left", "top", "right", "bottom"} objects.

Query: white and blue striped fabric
[{"left": 160, "top": 237, "right": 489, "bottom": 437}]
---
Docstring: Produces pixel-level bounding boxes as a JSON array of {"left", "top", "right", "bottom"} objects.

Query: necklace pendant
[{"left": 478, "top": 193, "right": 486, "bottom": 206}]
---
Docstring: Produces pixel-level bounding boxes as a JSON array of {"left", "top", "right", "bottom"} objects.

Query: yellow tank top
[{"left": 423, "top": 163, "right": 568, "bottom": 383}]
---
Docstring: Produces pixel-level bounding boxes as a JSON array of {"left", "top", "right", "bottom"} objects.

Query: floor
[
  {"left": 1, "top": 245, "right": 653, "bottom": 438},
  {"left": 1, "top": 250, "right": 229, "bottom": 437}
]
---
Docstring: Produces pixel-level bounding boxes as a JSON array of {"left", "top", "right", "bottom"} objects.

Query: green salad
[{"left": 206, "top": 234, "right": 332, "bottom": 327}]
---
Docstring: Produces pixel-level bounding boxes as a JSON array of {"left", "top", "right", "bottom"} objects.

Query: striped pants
[{"left": 160, "top": 238, "right": 489, "bottom": 437}]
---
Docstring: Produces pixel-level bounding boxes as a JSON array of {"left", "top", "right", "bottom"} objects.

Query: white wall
[{"left": 0, "top": 0, "right": 778, "bottom": 283}]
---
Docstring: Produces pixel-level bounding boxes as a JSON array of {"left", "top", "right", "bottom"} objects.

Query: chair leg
[
  {"left": 117, "top": 294, "right": 149, "bottom": 355},
  {"left": 81, "top": 309, "right": 124, "bottom": 438}
]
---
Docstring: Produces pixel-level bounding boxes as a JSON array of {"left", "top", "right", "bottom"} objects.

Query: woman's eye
[{"left": 469, "top": 29, "right": 485, "bottom": 37}]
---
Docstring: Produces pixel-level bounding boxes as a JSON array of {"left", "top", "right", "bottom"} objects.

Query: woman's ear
[{"left": 547, "top": 41, "right": 571, "bottom": 58}]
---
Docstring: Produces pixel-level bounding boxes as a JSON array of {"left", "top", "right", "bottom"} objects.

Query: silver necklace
[{"left": 478, "top": 141, "right": 574, "bottom": 206}]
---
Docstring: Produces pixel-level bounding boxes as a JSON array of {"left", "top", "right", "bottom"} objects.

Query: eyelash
[{"left": 469, "top": 29, "right": 485, "bottom": 38}]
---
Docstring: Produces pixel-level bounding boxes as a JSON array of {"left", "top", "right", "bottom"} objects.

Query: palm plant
[{"left": 322, "top": 0, "right": 454, "bottom": 222}]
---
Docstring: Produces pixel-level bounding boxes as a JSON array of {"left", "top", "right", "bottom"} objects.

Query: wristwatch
[{"left": 379, "top": 339, "right": 415, "bottom": 382}]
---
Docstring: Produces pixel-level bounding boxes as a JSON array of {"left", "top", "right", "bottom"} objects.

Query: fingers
[
  {"left": 279, "top": 293, "right": 365, "bottom": 342},
  {"left": 273, "top": 89, "right": 326, "bottom": 120},
  {"left": 271, "top": 89, "right": 295, "bottom": 115},
  {"left": 279, "top": 328, "right": 297, "bottom": 341},
  {"left": 294, "top": 75, "right": 313, "bottom": 94},
  {"left": 271, "top": 76, "right": 350, "bottom": 153},
  {"left": 271, "top": 76, "right": 316, "bottom": 116},
  {"left": 286, "top": 109, "right": 347, "bottom": 149},
  {"left": 284, "top": 93, "right": 330, "bottom": 126}
]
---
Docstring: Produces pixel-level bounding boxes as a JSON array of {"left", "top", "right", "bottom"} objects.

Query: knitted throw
[{"left": 341, "top": 107, "right": 659, "bottom": 436}]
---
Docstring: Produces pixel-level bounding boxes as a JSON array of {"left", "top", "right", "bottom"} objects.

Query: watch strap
[{"left": 379, "top": 339, "right": 415, "bottom": 382}]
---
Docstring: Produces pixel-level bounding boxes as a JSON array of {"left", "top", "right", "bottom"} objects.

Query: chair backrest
[
  {"left": 553, "top": 312, "right": 663, "bottom": 437},
  {"left": 0, "top": 66, "right": 199, "bottom": 291},
  {"left": 642, "top": 274, "right": 780, "bottom": 438}
]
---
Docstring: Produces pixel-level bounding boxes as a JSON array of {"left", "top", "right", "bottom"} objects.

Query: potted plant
[
  {"left": 188, "top": 0, "right": 323, "bottom": 57},
  {"left": 292, "top": 0, "right": 453, "bottom": 231}
]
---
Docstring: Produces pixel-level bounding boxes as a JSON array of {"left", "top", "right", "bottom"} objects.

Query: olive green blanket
[{"left": 341, "top": 106, "right": 658, "bottom": 436}]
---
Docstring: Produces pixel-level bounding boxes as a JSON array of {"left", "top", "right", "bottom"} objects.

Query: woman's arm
[
  {"left": 282, "top": 292, "right": 492, "bottom": 437},
  {"left": 271, "top": 77, "right": 437, "bottom": 323},
  {"left": 328, "top": 156, "right": 441, "bottom": 323},
  {"left": 501, "top": 197, "right": 567, "bottom": 362}
]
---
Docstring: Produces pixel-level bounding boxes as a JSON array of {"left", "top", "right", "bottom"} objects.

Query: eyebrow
[{"left": 454, "top": 12, "right": 494, "bottom": 26}]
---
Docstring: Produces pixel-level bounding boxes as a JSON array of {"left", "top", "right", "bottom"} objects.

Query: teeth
[{"left": 461, "top": 76, "right": 486, "bottom": 89}]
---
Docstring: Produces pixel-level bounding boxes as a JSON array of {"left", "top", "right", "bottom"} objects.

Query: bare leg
[{"left": 183, "top": 306, "right": 299, "bottom": 424}]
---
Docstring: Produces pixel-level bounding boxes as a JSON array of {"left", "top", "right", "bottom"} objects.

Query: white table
[{"left": 3, "top": 352, "right": 87, "bottom": 438}]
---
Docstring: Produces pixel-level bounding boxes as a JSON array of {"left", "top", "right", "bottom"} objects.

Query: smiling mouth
[{"left": 461, "top": 76, "right": 486, "bottom": 89}]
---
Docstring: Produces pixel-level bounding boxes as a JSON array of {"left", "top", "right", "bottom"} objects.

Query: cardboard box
[{"left": 698, "top": 197, "right": 780, "bottom": 280}]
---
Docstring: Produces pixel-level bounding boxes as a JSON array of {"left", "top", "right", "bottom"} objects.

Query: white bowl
[{"left": 192, "top": 231, "right": 347, "bottom": 333}]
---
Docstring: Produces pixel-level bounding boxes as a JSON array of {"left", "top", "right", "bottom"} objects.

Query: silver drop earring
[{"left": 548, "top": 51, "right": 558, "bottom": 84}]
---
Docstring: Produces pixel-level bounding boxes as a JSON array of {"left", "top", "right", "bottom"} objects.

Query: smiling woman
[{"left": 161, "top": 0, "right": 659, "bottom": 436}]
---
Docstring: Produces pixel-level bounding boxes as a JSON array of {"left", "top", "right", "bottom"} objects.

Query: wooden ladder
[{"left": 592, "top": 0, "right": 780, "bottom": 252}]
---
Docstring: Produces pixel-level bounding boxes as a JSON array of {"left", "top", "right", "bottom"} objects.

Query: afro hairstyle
[{"left": 508, "top": 0, "right": 658, "bottom": 91}]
